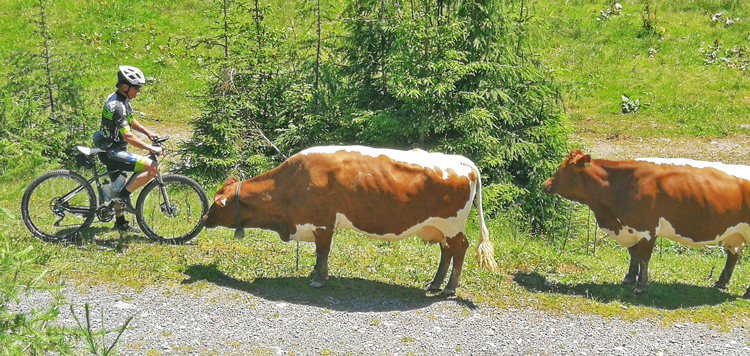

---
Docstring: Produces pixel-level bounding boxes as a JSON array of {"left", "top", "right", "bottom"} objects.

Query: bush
[{"left": 179, "top": 0, "right": 571, "bottom": 231}]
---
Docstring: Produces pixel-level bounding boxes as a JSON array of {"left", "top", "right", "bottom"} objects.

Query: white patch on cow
[
  {"left": 655, "top": 218, "right": 750, "bottom": 254},
  {"left": 600, "top": 226, "right": 652, "bottom": 248},
  {"left": 290, "top": 224, "right": 326, "bottom": 242},
  {"left": 600, "top": 218, "right": 750, "bottom": 254},
  {"left": 329, "top": 186, "right": 475, "bottom": 243},
  {"left": 637, "top": 157, "right": 750, "bottom": 182},
  {"left": 300, "top": 145, "right": 476, "bottom": 180}
]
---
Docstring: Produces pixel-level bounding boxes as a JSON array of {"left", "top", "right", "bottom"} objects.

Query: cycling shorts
[{"left": 97, "top": 150, "right": 148, "bottom": 178}]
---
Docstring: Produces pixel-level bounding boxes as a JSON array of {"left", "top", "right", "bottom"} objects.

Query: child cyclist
[{"left": 93, "top": 65, "right": 163, "bottom": 232}]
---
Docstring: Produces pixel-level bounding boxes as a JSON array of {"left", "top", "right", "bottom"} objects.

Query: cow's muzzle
[
  {"left": 542, "top": 178, "right": 555, "bottom": 195},
  {"left": 202, "top": 213, "right": 216, "bottom": 228}
]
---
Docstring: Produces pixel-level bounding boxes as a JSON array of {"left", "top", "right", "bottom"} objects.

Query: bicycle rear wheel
[
  {"left": 21, "top": 169, "right": 96, "bottom": 242},
  {"left": 136, "top": 174, "right": 209, "bottom": 244}
]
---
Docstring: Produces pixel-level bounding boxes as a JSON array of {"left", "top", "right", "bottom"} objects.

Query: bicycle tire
[
  {"left": 21, "top": 169, "right": 96, "bottom": 242},
  {"left": 135, "top": 174, "right": 209, "bottom": 244}
]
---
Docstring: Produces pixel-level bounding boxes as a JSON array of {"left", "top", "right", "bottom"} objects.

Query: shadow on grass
[
  {"left": 181, "top": 263, "right": 478, "bottom": 312},
  {"left": 513, "top": 271, "right": 738, "bottom": 310},
  {"left": 64, "top": 225, "right": 164, "bottom": 253}
]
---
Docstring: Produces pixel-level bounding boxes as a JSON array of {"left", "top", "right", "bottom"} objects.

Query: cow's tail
[{"left": 474, "top": 169, "right": 498, "bottom": 272}]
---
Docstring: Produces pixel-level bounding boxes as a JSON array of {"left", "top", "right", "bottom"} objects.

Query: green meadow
[{"left": 3, "top": 1, "right": 750, "bottom": 348}]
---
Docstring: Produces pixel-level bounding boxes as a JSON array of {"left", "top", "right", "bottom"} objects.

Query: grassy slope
[
  {"left": 3, "top": 0, "right": 750, "bottom": 330},
  {"left": 2, "top": 0, "right": 748, "bottom": 135},
  {"left": 531, "top": 0, "right": 750, "bottom": 137},
  {"left": 0, "top": 0, "right": 211, "bottom": 121}
]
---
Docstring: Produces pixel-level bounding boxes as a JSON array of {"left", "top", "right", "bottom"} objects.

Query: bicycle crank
[{"left": 96, "top": 206, "right": 115, "bottom": 223}]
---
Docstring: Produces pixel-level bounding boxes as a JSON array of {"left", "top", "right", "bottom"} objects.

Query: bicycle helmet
[{"left": 117, "top": 65, "right": 146, "bottom": 86}]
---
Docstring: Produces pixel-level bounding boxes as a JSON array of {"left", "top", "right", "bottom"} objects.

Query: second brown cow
[{"left": 543, "top": 149, "right": 750, "bottom": 297}]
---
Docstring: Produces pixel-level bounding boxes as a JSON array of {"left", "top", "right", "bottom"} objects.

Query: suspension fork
[{"left": 155, "top": 171, "right": 176, "bottom": 216}]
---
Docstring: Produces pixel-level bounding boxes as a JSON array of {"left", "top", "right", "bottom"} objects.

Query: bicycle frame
[
  {"left": 60, "top": 137, "right": 172, "bottom": 219},
  {"left": 55, "top": 165, "right": 123, "bottom": 216}
]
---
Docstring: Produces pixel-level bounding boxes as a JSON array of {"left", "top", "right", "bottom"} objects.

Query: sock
[{"left": 118, "top": 188, "right": 132, "bottom": 199}]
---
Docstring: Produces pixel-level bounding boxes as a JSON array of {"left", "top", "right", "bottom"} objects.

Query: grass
[
  {"left": 530, "top": 0, "right": 750, "bottom": 138},
  {"left": 4, "top": 165, "right": 750, "bottom": 331},
  {"left": 3, "top": 0, "right": 750, "bottom": 139}
]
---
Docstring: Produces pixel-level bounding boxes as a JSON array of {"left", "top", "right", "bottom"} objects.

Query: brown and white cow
[
  {"left": 543, "top": 149, "right": 750, "bottom": 297},
  {"left": 202, "top": 145, "right": 498, "bottom": 295}
]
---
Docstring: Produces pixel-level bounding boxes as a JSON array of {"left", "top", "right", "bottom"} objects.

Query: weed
[
  {"left": 621, "top": 95, "right": 643, "bottom": 114},
  {"left": 70, "top": 303, "right": 133, "bottom": 356},
  {"left": 639, "top": 0, "right": 663, "bottom": 38}
]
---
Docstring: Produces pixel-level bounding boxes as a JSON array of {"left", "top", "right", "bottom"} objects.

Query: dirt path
[
  {"left": 151, "top": 120, "right": 750, "bottom": 164},
  {"left": 576, "top": 132, "right": 750, "bottom": 163}
]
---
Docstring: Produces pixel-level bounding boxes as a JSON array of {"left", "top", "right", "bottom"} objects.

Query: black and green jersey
[{"left": 96, "top": 92, "right": 133, "bottom": 151}]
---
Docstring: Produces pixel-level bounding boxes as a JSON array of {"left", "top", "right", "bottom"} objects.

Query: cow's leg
[
  {"left": 310, "top": 228, "right": 334, "bottom": 288},
  {"left": 622, "top": 245, "right": 640, "bottom": 284},
  {"left": 715, "top": 248, "right": 741, "bottom": 289},
  {"left": 633, "top": 237, "right": 657, "bottom": 295},
  {"left": 442, "top": 232, "right": 470, "bottom": 296},
  {"left": 426, "top": 242, "right": 452, "bottom": 292}
]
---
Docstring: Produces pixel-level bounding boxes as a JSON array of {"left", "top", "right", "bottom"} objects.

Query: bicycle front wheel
[
  {"left": 136, "top": 174, "right": 209, "bottom": 244},
  {"left": 21, "top": 169, "right": 96, "bottom": 242}
]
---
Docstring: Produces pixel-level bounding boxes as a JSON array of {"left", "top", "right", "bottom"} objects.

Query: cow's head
[
  {"left": 202, "top": 176, "right": 279, "bottom": 233},
  {"left": 542, "top": 149, "right": 591, "bottom": 200},
  {"left": 202, "top": 177, "right": 242, "bottom": 229}
]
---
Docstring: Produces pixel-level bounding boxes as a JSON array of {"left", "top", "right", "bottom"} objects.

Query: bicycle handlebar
[{"left": 152, "top": 137, "right": 169, "bottom": 147}]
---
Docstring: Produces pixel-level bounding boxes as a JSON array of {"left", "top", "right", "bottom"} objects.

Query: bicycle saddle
[{"left": 76, "top": 146, "right": 105, "bottom": 156}]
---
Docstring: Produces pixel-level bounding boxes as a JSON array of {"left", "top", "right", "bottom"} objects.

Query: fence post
[{"left": 586, "top": 208, "right": 591, "bottom": 255}]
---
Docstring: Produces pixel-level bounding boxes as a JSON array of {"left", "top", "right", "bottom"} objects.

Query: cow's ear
[
  {"left": 214, "top": 193, "right": 230, "bottom": 207},
  {"left": 216, "top": 177, "right": 240, "bottom": 197},
  {"left": 570, "top": 151, "right": 591, "bottom": 166}
]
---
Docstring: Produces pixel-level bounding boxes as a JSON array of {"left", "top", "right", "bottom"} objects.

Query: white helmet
[{"left": 117, "top": 65, "right": 146, "bottom": 86}]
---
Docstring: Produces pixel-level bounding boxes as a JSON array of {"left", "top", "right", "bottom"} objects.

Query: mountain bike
[{"left": 20, "top": 137, "right": 210, "bottom": 244}]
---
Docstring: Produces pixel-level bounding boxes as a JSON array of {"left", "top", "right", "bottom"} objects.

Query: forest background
[{"left": 2, "top": 0, "right": 750, "bottom": 353}]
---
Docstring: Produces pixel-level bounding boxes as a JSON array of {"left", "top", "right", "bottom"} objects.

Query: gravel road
[{"left": 17, "top": 281, "right": 745, "bottom": 355}]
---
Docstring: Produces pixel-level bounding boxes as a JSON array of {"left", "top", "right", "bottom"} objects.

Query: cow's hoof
[
  {"left": 425, "top": 283, "right": 441, "bottom": 293},
  {"left": 622, "top": 276, "right": 636, "bottom": 284},
  {"left": 441, "top": 288, "right": 456, "bottom": 297},
  {"left": 742, "top": 291, "right": 750, "bottom": 299},
  {"left": 714, "top": 282, "right": 728, "bottom": 290},
  {"left": 309, "top": 280, "right": 326, "bottom": 288},
  {"left": 632, "top": 287, "right": 645, "bottom": 296}
]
